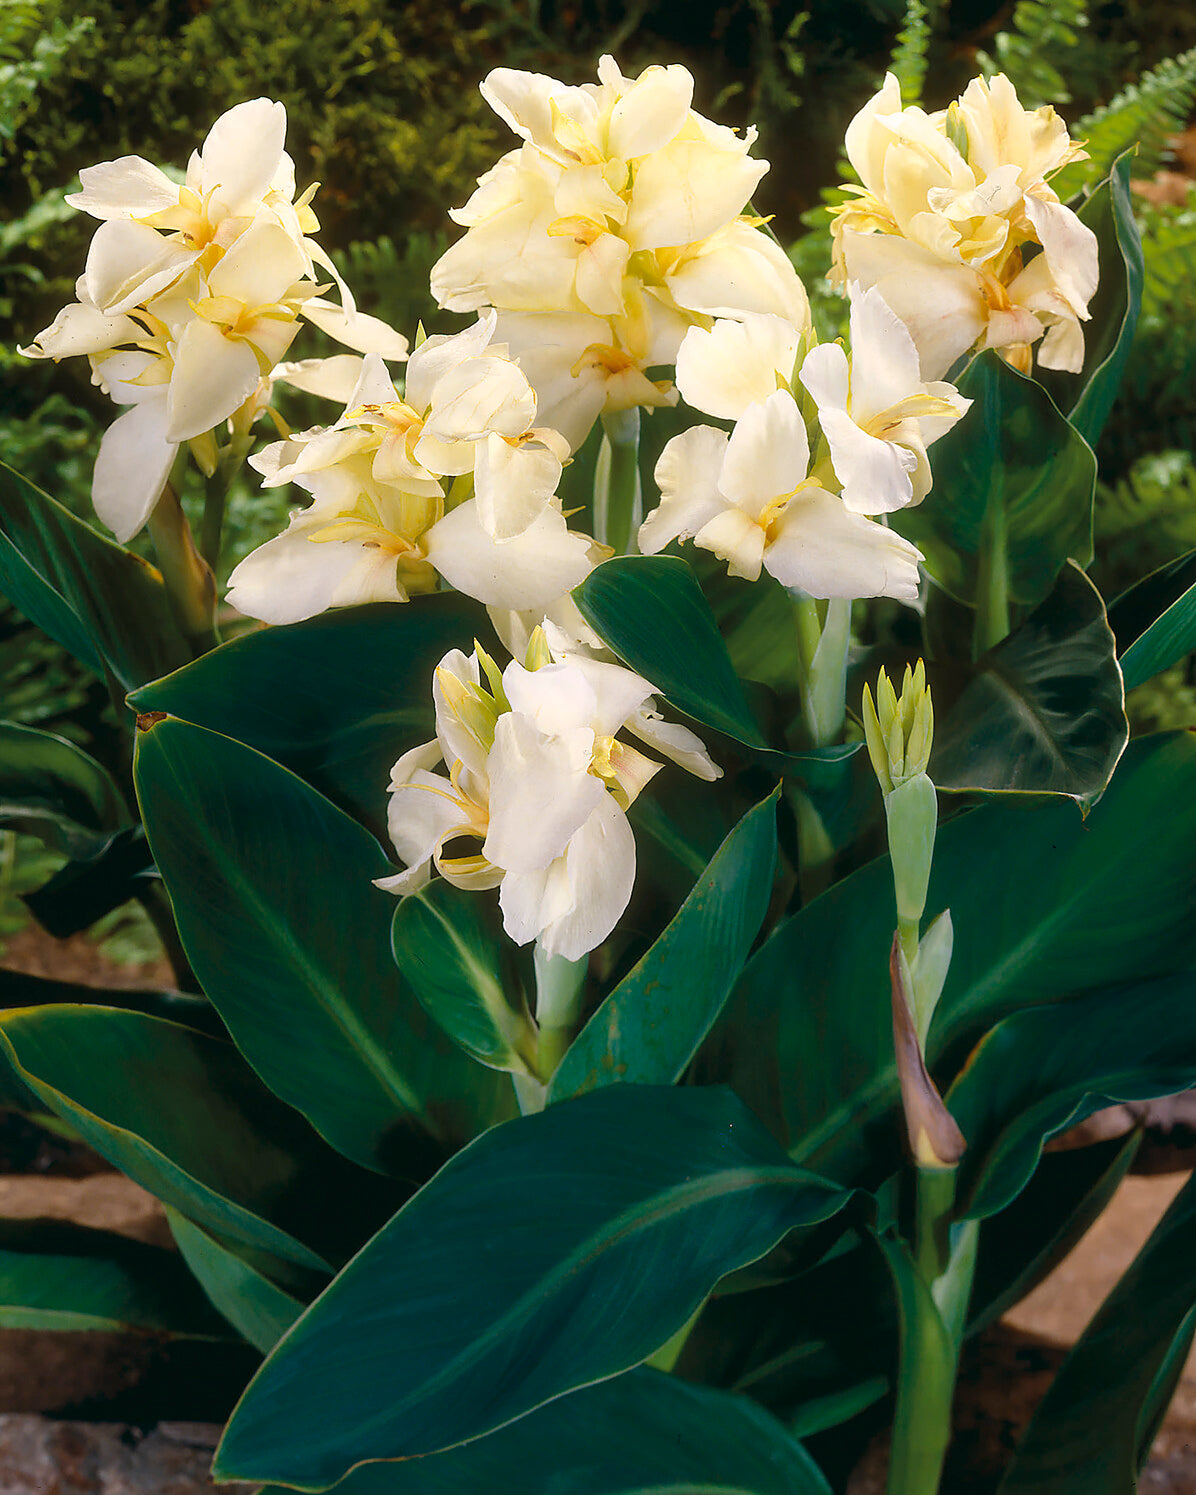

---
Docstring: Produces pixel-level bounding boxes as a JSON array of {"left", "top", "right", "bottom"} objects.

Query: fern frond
[
  {"left": 1140, "top": 203, "right": 1196, "bottom": 321},
  {"left": 1053, "top": 46, "right": 1196, "bottom": 199},
  {"left": 889, "top": 0, "right": 935, "bottom": 107},
  {"left": 976, "top": 0, "right": 1088, "bottom": 109}
]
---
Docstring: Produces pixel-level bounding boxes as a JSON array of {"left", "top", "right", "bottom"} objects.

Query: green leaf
[
  {"left": 1043, "top": 154, "right": 1143, "bottom": 448},
  {"left": 549, "top": 791, "right": 778, "bottom": 1101},
  {"left": 0, "top": 460, "right": 190, "bottom": 691},
  {"left": 948, "top": 974, "right": 1196, "bottom": 1220},
  {"left": 134, "top": 716, "right": 513, "bottom": 1170},
  {"left": 23, "top": 824, "right": 153, "bottom": 937},
  {"left": 701, "top": 732, "right": 1196, "bottom": 1179},
  {"left": 0, "top": 1003, "right": 395, "bottom": 1274},
  {"left": 0, "top": 966, "right": 221, "bottom": 1035},
  {"left": 1109, "top": 549, "right": 1196, "bottom": 692},
  {"left": 391, "top": 881, "right": 537, "bottom": 1076},
  {"left": 128, "top": 596, "right": 486, "bottom": 833},
  {"left": 214, "top": 1085, "right": 852, "bottom": 1487},
  {"left": 892, "top": 352, "right": 1097, "bottom": 611},
  {"left": 573, "top": 556, "right": 768, "bottom": 748},
  {"left": 168, "top": 1210, "right": 303, "bottom": 1354},
  {"left": 998, "top": 1168, "right": 1196, "bottom": 1494},
  {"left": 0, "top": 1217, "right": 231, "bottom": 1337},
  {"left": 0, "top": 720, "right": 127, "bottom": 854},
  {"left": 878, "top": 1232, "right": 955, "bottom": 1492},
  {"left": 704, "top": 565, "right": 802, "bottom": 692},
  {"left": 256, "top": 1368, "right": 832, "bottom": 1495},
  {"left": 930, "top": 562, "right": 1127, "bottom": 801}
]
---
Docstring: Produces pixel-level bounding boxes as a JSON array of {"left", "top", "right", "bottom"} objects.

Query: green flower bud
[{"left": 862, "top": 660, "right": 934, "bottom": 797}]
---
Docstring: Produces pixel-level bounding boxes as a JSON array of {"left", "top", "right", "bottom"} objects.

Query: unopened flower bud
[{"left": 862, "top": 660, "right": 933, "bottom": 797}]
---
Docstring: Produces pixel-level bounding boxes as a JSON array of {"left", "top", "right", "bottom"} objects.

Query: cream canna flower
[
  {"left": 831, "top": 72, "right": 1097, "bottom": 377},
  {"left": 641, "top": 389, "right": 922, "bottom": 601},
  {"left": 798, "top": 285, "right": 970, "bottom": 514},
  {"left": 376, "top": 637, "right": 720, "bottom": 960},
  {"left": 432, "top": 55, "right": 810, "bottom": 450},
  {"left": 227, "top": 325, "right": 596, "bottom": 622}
]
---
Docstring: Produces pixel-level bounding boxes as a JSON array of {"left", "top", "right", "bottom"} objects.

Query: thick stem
[
  {"left": 887, "top": 1166, "right": 977, "bottom": 1495},
  {"left": 201, "top": 432, "right": 255, "bottom": 573},
  {"left": 795, "top": 595, "right": 851, "bottom": 749},
  {"left": 594, "top": 408, "right": 642, "bottom": 557},
  {"left": 146, "top": 484, "right": 218, "bottom": 652},
  {"left": 973, "top": 502, "right": 1009, "bottom": 657},
  {"left": 533, "top": 945, "right": 588, "bottom": 1083}
]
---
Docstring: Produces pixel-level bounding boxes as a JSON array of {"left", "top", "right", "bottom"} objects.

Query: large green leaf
[
  {"left": 573, "top": 556, "right": 768, "bottom": 748},
  {"left": 550, "top": 790, "right": 778, "bottom": 1101},
  {"left": 1109, "top": 549, "right": 1196, "bottom": 692},
  {"left": 700, "top": 732, "right": 1196, "bottom": 1180},
  {"left": 893, "top": 352, "right": 1097, "bottom": 611},
  {"left": 0, "top": 720, "right": 127, "bottom": 855},
  {"left": 256, "top": 1368, "right": 831, "bottom": 1495},
  {"left": 128, "top": 596, "right": 485, "bottom": 832},
  {"left": 134, "top": 716, "right": 512, "bottom": 1170},
  {"left": 0, "top": 460, "right": 190, "bottom": 690},
  {"left": 930, "top": 563, "right": 1127, "bottom": 801},
  {"left": 214, "top": 1086, "right": 852, "bottom": 1487},
  {"left": 0, "top": 1004, "right": 395, "bottom": 1273},
  {"left": 1040, "top": 154, "right": 1144, "bottom": 448},
  {"left": 998, "top": 1169, "right": 1196, "bottom": 1494},
  {"left": 0, "top": 1218, "right": 230, "bottom": 1337},
  {"left": 168, "top": 1210, "right": 303, "bottom": 1354},
  {"left": 949, "top": 974, "right": 1196, "bottom": 1220},
  {"left": 0, "top": 966, "right": 220, "bottom": 1034},
  {"left": 391, "top": 880, "right": 536, "bottom": 1076}
]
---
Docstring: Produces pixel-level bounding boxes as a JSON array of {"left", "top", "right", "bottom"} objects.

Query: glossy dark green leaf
[
  {"left": 135, "top": 716, "right": 512, "bottom": 1170},
  {"left": 0, "top": 720, "right": 127, "bottom": 854},
  {"left": 0, "top": 460, "right": 190, "bottom": 690},
  {"left": 391, "top": 881, "right": 536, "bottom": 1076},
  {"left": 573, "top": 556, "right": 768, "bottom": 747},
  {"left": 214, "top": 1086, "right": 851, "bottom": 1487},
  {"left": 0, "top": 1217, "right": 230, "bottom": 1337},
  {"left": 1040, "top": 154, "right": 1144, "bottom": 448},
  {"left": 893, "top": 352, "right": 1097, "bottom": 610},
  {"left": 128, "top": 596, "right": 486, "bottom": 832},
  {"left": 168, "top": 1210, "right": 303, "bottom": 1354},
  {"left": 1110, "top": 549, "right": 1196, "bottom": 692},
  {"left": 0, "top": 966, "right": 220, "bottom": 1034},
  {"left": 0, "top": 1003, "right": 394, "bottom": 1273},
  {"left": 969, "top": 1132, "right": 1141, "bottom": 1334},
  {"left": 930, "top": 563, "right": 1127, "bottom": 801},
  {"left": 998, "top": 1169, "right": 1196, "bottom": 1494},
  {"left": 948, "top": 974, "right": 1196, "bottom": 1220},
  {"left": 700, "top": 733, "right": 1196, "bottom": 1180},
  {"left": 705, "top": 565, "right": 802, "bottom": 692},
  {"left": 550, "top": 791, "right": 778, "bottom": 1101},
  {"left": 256, "top": 1368, "right": 831, "bottom": 1495},
  {"left": 23, "top": 824, "right": 153, "bottom": 937}
]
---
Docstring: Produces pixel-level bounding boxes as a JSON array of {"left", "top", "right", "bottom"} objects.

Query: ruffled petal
[
  {"left": 676, "top": 314, "right": 804, "bottom": 421},
  {"left": 626, "top": 706, "right": 721, "bottom": 780},
  {"left": 199, "top": 98, "right": 288, "bottom": 217},
  {"left": 84, "top": 220, "right": 199, "bottom": 315},
  {"left": 66, "top": 156, "right": 180, "bottom": 220},
  {"left": 474, "top": 433, "right": 563, "bottom": 540},
  {"left": 640, "top": 426, "right": 729, "bottom": 553},
  {"left": 404, "top": 313, "right": 498, "bottom": 414},
  {"left": 537, "top": 793, "right": 636, "bottom": 959},
  {"left": 301, "top": 298, "right": 409, "bottom": 359},
  {"left": 425, "top": 499, "right": 595, "bottom": 610},
  {"left": 624, "top": 140, "right": 767, "bottom": 250},
  {"left": 765, "top": 488, "right": 923, "bottom": 600},
  {"left": 484, "top": 711, "right": 603, "bottom": 872},
  {"left": 816, "top": 407, "right": 918, "bottom": 515},
  {"left": 225, "top": 521, "right": 368, "bottom": 624},
  {"left": 608, "top": 64, "right": 693, "bottom": 158},
  {"left": 719, "top": 390, "right": 809, "bottom": 517},
  {"left": 20, "top": 302, "right": 140, "bottom": 360}
]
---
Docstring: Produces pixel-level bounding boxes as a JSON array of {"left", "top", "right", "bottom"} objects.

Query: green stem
[
  {"left": 888, "top": 1166, "right": 977, "bottom": 1495},
  {"left": 201, "top": 432, "right": 255, "bottom": 573},
  {"left": 595, "top": 408, "right": 642, "bottom": 556},
  {"left": 146, "top": 483, "right": 218, "bottom": 653},
  {"left": 533, "top": 945, "right": 588, "bottom": 1083},
  {"left": 794, "top": 595, "right": 851, "bottom": 749},
  {"left": 973, "top": 502, "right": 1009, "bottom": 657}
]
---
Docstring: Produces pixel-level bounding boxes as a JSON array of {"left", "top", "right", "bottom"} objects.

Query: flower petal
[
  {"left": 624, "top": 140, "right": 767, "bottom": 250},
  {"left": 484, "top": 711, "right": 604, "bottom": 872},
  {"left": 677, "top": 314, "right": 804, "bottom": 421},
  {"left": 208, "top": 222, "right": 309, "bottom": 307},
  {"left": 84, "top": 220, "right": 199, "bottom": 315},
  {"left": 301, "top": 297, "right": 410, "bottom": 360},
  {"left": 199, "top": 98, "right": 288, "bottom": 216},
  {"left": 92, "top": 398, "right": 177, "bottom": 541},
  {"left": 225, "top": 521, "right": 368, "bottom": 624},
  {"left": 66, "top": 156, "right": 180, "bottom": 220},
  {"left": 166, "top": 320, "right": 264, "bottom": 442},
  {"left": 640, "top": 425, "right": 729, "bottom": 553},
  {"left": 474, "top": 433, "right": 563, "bottom": 540},
  {"left": 608, "top": 64, "right": 693, "bottom": 158},
  {"left": 425, "top": 500, "right": 594, "bottom": 610},
  {"left": 765, "top": 488, "right": 922, "bottom": 600},
  {"left": 719, "top": 390, "right": 809, "bottom": 517},
  {"left": 538, "top": 793, "right": 636, "bottom": 959},
  {"left": 20, "top": 302, "right": 140, "bottom": 360}
]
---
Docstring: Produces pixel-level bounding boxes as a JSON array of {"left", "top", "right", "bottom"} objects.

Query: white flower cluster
[
  {"left": 430, "top": 54, "right": 810, "bottom": 450},
  {"left": 641, "top": 288, "right": 970, "bottom": 601},
  {"left": 832, "top": 73, "right": 1099, "bottom": 377},
  {"left": 377, "top": 634, "right": 720, "bottom": 960},
  {"left": 21, "top": 99, "right": 404, "bottom": 541}
]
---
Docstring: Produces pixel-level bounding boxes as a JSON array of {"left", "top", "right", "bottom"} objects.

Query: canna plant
[{"left": 0, "top": 50, "right": 1194, "bottom": 1495}]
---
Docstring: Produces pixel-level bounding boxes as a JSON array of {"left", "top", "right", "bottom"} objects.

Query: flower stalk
[
  {"left": 146, "top": 477, "right": 218, "bottom": 652},
  {"left": 595, "top": 408, "right": 642, "bottom": 557}
]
